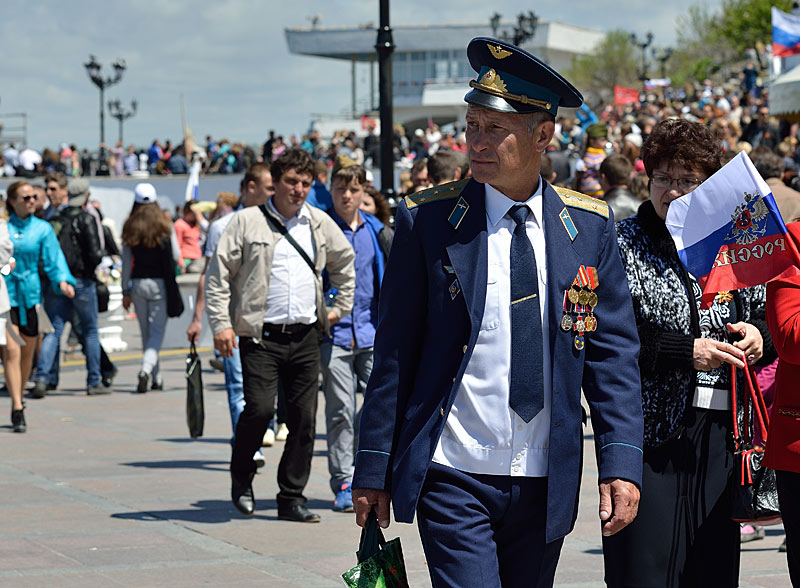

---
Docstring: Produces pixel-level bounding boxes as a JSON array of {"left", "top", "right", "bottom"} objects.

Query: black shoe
[
  {"left": 31, "top": 379, "right": 48, "bottom": 399},
  {"left": 137, "top": 371, "right": 149, "bottom": 394},
  {"left": 209, "top": 357, "right": 224, "bottom": 372},
  {"left": 278, "top": 504, "right": 321, "bottom": 523},
  {"left": 151, "top": 378, "right": 163, "bottom": 391},
  {"left": 231, "top": 475, "right": 255, "bottom": 516},
  {"left": 11, "top": 408, "right": 26, "bottom": 433},
  {"left": 87, "top": 385, "right": 112, "bottom": 396},
  {"left": 102, "top": 366, "right": 118, "bottom": 388},
  {"left": 780, "top": 538, "right": 788, "bottom": 552}
]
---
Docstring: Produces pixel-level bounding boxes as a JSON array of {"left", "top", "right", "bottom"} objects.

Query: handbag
[
  {"left": 185, "top": 342, "right": 204, "bottom": 438},
  {"left": 729, "top": 363, "right": 782, "bottom": 525},
  {"left": 95, "top": 280, "right": 110, "bottom": 313},
  {"left": 342, "top": 511, "right": 409, "bottom": 588},
  {"left": 161, "top": 239, "right": 184, "bottom": 318}
]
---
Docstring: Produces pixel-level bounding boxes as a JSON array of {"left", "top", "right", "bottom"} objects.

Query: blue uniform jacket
[{"left": 353, "top": 178, "right": 644, "bottom": 542}]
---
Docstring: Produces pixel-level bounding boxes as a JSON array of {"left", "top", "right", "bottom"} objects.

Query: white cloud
[{"left": 0, "top": 0, "right": 720, "bottom": 150}]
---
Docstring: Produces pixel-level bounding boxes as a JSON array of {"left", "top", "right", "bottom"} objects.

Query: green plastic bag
[{"left": 342, "top": 511, "right": 409, "bottom": 588}]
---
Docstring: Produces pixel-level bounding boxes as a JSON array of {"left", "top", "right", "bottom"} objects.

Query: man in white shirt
[
  {"left": 352, "top": 37, "right": 644, "bottom": 588},
  {"left": 206, "top": 148, "right": 355, "bottom": 523}
]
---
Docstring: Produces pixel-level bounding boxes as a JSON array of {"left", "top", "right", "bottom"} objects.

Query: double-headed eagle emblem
[{"left": 726, "top": 191, "right": 769, "bottom": 244}]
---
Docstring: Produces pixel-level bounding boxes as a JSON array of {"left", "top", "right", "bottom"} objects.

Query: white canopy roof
[{"left": 770, "top": 64, "right": 800, "bottom": 121}]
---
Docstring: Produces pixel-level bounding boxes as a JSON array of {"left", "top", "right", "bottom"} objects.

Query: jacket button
[
  {"left": 440, "top": 407, "right": 445, "bottom": 417},
  {"left": 452, "top": 377, "right": 456, "bottom": 382},
  {"left": 462, "top": 345, "right": 467, "bottom": 353}
]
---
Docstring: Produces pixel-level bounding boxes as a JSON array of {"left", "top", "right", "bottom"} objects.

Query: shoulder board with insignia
[
  {"left": 404, "top": 178, "right": 470, "bottom": 210},
  {"left": 554, "top": 186, "right": 609, "bottom": 219}
]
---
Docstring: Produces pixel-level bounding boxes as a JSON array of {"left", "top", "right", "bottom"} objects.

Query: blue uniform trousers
[{"left": 417, "top": 462, "right": 563, "bottom": 588}]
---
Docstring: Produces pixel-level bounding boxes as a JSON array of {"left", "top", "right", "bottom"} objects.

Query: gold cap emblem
[
  {"left": 478, "top": 68, "right": 507, "bottom": 93},
  {"left": 487, "top": 44, "right": 512, "bottom": 59}
]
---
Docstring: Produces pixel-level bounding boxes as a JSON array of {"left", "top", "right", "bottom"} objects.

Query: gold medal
[
  {"left": 578, "top": 289, "right": 590, "bottom": 306},
  {"left": 560, "top": 313, "right": 573, "bottom": 332},
  {"left": 588, "top": 291, "right": 598, "bottom": 308},
  {"left": 568, "top": 287, "right": 580, "bottom": 305},
  {"left": 574, "top": 334, "right": 585, "bottom": 350},
  {"left": 584, "top": 315, "right": 596, "bottom": 332}
]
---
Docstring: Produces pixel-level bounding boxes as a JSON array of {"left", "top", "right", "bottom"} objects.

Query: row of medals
[{"left": 561, "top": 285, "right": 598, "bottom": 351}]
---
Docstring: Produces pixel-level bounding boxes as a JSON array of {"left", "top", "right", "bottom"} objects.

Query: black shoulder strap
[{"left": 258, "top": 203, "right": 317, "bottom": 276}]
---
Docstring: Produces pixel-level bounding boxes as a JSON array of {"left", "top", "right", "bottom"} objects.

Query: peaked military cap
[{"left": 464, "top": 36, "right": 583, "bottom": 116}]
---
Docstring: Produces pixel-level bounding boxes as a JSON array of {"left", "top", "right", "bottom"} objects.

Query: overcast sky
[{"left": 1, "top": 0, "right": 718, "bottom": 150}]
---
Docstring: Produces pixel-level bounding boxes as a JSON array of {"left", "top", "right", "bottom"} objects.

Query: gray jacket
[{"left": 205, "top": 202, "right": 355, "bottom": 338}]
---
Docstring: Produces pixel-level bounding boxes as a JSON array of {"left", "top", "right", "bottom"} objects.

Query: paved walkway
[{"left": 0, "top": 329, "right": 793, "bottom": 587}]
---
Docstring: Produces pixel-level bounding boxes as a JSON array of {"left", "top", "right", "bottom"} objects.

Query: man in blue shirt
[{"left": 323, "top": 164, "right": 391, "bottom": 512}]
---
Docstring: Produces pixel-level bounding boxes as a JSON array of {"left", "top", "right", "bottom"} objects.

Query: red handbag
[{"left": 729, "top": 363, "right": 781, "bottom": 525}]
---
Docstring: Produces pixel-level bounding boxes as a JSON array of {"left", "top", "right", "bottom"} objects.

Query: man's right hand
[
  {"left": 213, "top": 328, "right": 237, "bottom": 357},
  {"left": 186, "top": 318, "right": 202, "bottom": 343},
  {"left": 353, "top": 488, "right": 391, "bottom": 529}
]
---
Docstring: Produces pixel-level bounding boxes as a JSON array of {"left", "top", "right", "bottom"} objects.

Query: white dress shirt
[
  {"left": 263, "top": 199, "right": 317, "bottom": 325},
  {"left": 433, "top": 179, "right": 552, "bottom": 477}
]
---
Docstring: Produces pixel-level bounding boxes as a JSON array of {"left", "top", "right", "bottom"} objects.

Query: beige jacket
[{"left": 205, "top": 203, "right": 355, "bottom": 338}]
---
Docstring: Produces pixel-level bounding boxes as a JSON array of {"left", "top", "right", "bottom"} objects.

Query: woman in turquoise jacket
[{"left": 4, "top": 181, "right": 74, "bottom": 433}]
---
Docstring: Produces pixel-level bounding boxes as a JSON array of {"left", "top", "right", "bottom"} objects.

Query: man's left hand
[
  {"left": 598, "top": 478, "right": 639, "bottom": 536},
  {"left": 327, "top": 310, "right": 339, "bottom": 327}
]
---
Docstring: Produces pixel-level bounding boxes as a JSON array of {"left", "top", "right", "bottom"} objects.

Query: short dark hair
[
  {"left": 641, "top": 119, "right": 722, "bottom": 179},
  {"left": 599, "top": 154, "right": 632, "bottom": 186},
  {"left": 270, "top": 147, "right": 315, "bottom": 182},
  {"left": 6, "top": 180, "right": 30, "bottom": 202},
  {"left": 44, "top": 172, "right": 67, "bottom": 189},
  {"left": 427, "top": 151, "right": 462, "bottom": 184},
  {"left": 753, "top": 151, "right": 785, "bottom": 180},
  {"left": 183, "top": 200, "right": 198, "bottom": 215},
  {"left": 332, "top": 164, "right": 367, "bottom": 187},
  {"left": 241, "top": 162, "right": 272, "bottom": 191}
]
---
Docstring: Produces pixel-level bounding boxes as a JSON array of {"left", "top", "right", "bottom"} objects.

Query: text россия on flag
[{"left": 665, "top": 151, "right": 800, "bottom": 305}]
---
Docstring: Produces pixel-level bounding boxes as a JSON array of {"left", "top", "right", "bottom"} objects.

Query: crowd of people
[{"left": 6, "top": 34, "right": 800, "bottom": 587}]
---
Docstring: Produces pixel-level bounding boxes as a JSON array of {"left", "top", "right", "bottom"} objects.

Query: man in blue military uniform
[{"left": 352, "top": 37, "right": 644, "bottom": 587}]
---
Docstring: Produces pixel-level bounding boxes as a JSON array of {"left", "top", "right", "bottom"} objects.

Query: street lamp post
[
  {"left": 376, "top": 0, "right": 395, "bottom": 204},
  {"left": 107, "top": 99, "right": 137, "bottom": 144},
  {"left": 629, "top": 32, "right": 653, "bottom": 84},
  {"left": 652, "top": 48, "right": 673, "bottom": 80},
  {"left": 84, "top": 55, "right": 126, "bottom": 173}
]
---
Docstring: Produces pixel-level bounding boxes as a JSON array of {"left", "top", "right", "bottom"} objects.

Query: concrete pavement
[{"left": 0, "top": 323, "right": 793, "bottom": 587}]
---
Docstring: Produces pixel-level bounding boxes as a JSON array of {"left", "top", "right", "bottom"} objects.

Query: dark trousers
[
  {"left": 231, "top": 327, "right": 320, "bottom": 509},
  {"left": 777, "top": 470, "right": 800, "bottom": 586},
  {"left": 416, "top": 462, "right": 563, "bottom": 588},
  {"left": 603, "top": 407, "right": 740, "bottom": 588}
]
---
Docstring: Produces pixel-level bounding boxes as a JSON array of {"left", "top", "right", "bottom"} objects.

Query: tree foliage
[
  {"left": 715, "top": 0, "right": 794, "bottom": 53},
  {"left": 566, "top": 30, "right": 640, "bottom": 100}
]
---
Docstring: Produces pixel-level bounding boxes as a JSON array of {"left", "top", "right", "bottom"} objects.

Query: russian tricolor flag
[
  {"left": 773, "top": 7, "right": 800, "bottom": 58},
  {"left": 666, "top": 151, "right": 800, "bottom": 306}
]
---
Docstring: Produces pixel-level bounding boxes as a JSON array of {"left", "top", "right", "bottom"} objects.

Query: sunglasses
[{"left": 20, "top": 194, "right": 37, "bottom": 202}]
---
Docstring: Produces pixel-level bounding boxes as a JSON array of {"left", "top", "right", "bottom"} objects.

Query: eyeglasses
[
  {"left": 21, "top": 194, "right": 37, "bottom": 202},
  {"left": 650, "top": 174, "right": 703, "bottom": 193}
]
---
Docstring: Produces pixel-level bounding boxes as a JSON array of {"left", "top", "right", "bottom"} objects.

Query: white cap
[{"left": 134, "top": 183, "right": 157, "bottom": 204}]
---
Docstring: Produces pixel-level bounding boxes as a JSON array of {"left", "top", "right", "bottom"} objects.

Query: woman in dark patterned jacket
[{"left": 602, "top": 119, "right": 776, "bottom": 587}]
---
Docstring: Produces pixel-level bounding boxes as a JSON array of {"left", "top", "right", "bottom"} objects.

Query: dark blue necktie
[{"left": 508, "top": 205, "right": 544, "bottom": 423}]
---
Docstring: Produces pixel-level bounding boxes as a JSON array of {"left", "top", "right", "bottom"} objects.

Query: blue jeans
[
  {"left": 36, "top": 278, "right": 101, "bottom": 388},
  {"left": 224, "top": 341, "right": 244, "bottom": 438}
]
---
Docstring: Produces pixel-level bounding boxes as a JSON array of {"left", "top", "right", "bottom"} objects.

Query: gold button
[
  {"left": 440, "top": 407, "right": 445, "bottom": 417},
  {"left": 452, "top": 377, "right": 456, "bottom": 382},
  {"left": 462, "top": 345, "right": 467, "bottom": 353}
]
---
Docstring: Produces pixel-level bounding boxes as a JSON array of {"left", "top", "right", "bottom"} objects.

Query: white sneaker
[
  {"left": 275, "top": 423, "right": 289, "bottom": 441},
  {"left": 262, "top": 428, "right": 275, "bottom": 447},
  {"left": 253, "top": 450, "right": 265, "bottom": 468}
]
